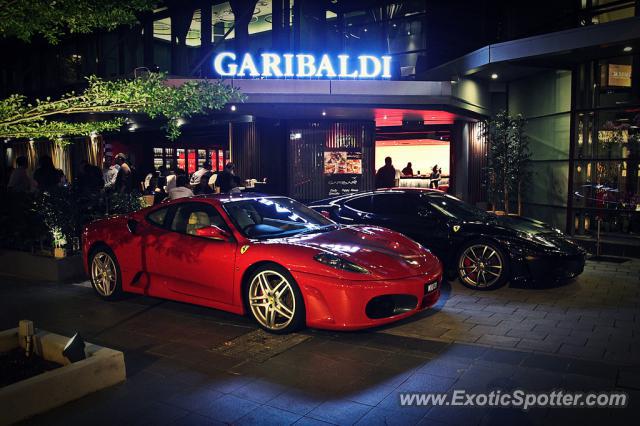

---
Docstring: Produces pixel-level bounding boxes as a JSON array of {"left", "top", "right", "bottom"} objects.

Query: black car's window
[
  {"left": 371, "top": 193, "right": 417, "bottom": 215},
  {"left": 147, "top": 207, "right": 169, "bottom": 228},
  {"left": 344, "top": 195, "right": 372, "bottom": 212},
  {"left": 170, "top": 203, "right": 228, "bottom": 236},
  {"left": 424, "top": 194, "right": 491, "bottom": 221}
]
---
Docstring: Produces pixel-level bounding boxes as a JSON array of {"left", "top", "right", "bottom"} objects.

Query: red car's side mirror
[
  {"left": 320, "top": 210, "right": 331, "bottom": 219},
  {"left": 195, "top": 226, "right": 230, "bottom": 241}
]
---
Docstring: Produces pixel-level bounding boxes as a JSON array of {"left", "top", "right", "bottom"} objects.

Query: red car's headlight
[{"left": 314, "top": 253, "right": 369, "bottom": 274}]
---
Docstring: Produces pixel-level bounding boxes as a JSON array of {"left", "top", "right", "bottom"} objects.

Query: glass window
[
  {"left": 371, "top": 193, "right": 415, "bottom": 215},
  {"left": 345, "top": 195, "right": 372, "bottom": 212},
  {"left": 424, "top": 194, "right": 490, "bottom": 221},
  {"left": 580, "top": 109, "right": 639, "bottom": 160},
  {"left": 147, "top": 207, "right": 169, "bottom": 227},
  {"left": 577, "top": 56, "right": 636, "bottom": 109},
  {"left": 572, "top": 55, "right": 640, "bottom": 236},
  {"left": 186, "top": 10, "right": 201, "bottom": 47},
  {"left": 224, "top": 197, "right": 334, "bottom": 239},
  {"left": 170, "top": 203, "right": 228, "bottom": 235}
]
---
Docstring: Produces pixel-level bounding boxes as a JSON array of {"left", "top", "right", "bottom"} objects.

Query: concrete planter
[
  {"left": 0, "top": 326, "right": 126, "bottom": 425},
  {"left": 0, "top": 249, "right": 85, "bottom": 282}
]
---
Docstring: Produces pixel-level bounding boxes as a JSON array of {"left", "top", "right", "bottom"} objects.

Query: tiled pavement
[
  {"left": 0, "top": 258, "right": 639, "bottom": 425},
  {"left": 381, "top": 258, "right": 640, "bottom": 364}
]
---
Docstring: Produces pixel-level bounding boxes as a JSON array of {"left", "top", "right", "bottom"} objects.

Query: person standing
[
  {"left": 7, "top": 156, "right": 34, "bottom": 193},
  {"left": 103, "top": 159, "right": 119, "bottom": 192},
  {"left": 429, "top": 165, "right": 441, "bottom": 189},
  {"left": 165, "top": 165, "right": 177, "bottom": 193},
  {"left": 33, "top": 155, "right": 65, "bottom": 192},
  {"left": 375, "top": 157, "right": 396, "bottom": 189},
  {"left": 78, "top": 161, "right": 104, "bottom": 194},
  {"left": 216, "top": 162, "right": 241, "bottom": 193},
  {"left": 113, "top": 153, "right": 134, "bottom": 193}
]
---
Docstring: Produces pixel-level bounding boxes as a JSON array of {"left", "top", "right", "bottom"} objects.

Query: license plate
[{"left": 427, "top": 281, "right": 438, "bottom": 292}]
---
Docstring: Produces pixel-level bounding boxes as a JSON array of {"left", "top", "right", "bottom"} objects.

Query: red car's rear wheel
[{"left": 247, "top": 265, "right": 305, "bottom": 334}]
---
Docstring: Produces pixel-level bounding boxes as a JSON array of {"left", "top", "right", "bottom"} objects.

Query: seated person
[{"left": 167, "top": 174, "right": 194, "bottom": 200}]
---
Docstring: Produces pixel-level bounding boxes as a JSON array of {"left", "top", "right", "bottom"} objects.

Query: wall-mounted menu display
[{"left": 324, "top": 151, "right": 362, "bottom": 175}]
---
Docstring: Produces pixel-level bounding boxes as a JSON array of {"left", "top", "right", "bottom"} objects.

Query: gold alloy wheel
[
  {"left": 458, "top": 244, "right": 503, "bottom": 288},
  {"left": 248, "top": 270, "right": 296, "bottom": 331},
  {"left": 91, "top": 252, "right": 117, "bottom": 297}
]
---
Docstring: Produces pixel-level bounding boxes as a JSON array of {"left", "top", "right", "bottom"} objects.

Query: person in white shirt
[
  {"left": 190, "top": 161, "right": 211, "bottom": 186},
  {"left": 167, "top": 174, "right": 194, "bottom": 200},
  {"left": 103, "top": 159, "right": 119, "bottom": 191},
  {"left": 190, "top": 161, "right": 214, "bottom": 194},
  {"left": 165, "top": 167, "right": 177, "bottom": 193}
]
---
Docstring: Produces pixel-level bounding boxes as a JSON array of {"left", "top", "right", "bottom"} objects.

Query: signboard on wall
[
  {"left": 213, "top": 52, "right": 392, "bottom": 79},
  {"left": 604, "top": 64, "right": 632, "bottom": 87},
  {"left": 326, "top": 174, "right": 361, "bottom": 197}
]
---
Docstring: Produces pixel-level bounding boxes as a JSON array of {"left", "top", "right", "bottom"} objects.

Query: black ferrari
[{"left": 309, "top": 189, "right": 586, "bottom": 290}]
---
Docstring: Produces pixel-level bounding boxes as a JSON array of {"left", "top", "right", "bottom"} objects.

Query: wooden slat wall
[
  {"left": 287, "top": 120, "right": 375, "bottom": 202},
  {"left": 231, "top": 121, "right": 261, "bottom": 183},
  {"left": 468, "top": 121, "right": 488, "bottom": 205}
]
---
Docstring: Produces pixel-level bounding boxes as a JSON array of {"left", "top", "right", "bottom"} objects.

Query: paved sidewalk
[
  {"left": 0, "top": 258, "right": 638, "bottom": 425},
  {"left": 382, "top": 258, "right": 640, "bottom": 364}
]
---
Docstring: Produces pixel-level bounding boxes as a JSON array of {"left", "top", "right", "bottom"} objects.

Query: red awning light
[{"left": 375, "top": 109, "right": 458, "bottom": 127}]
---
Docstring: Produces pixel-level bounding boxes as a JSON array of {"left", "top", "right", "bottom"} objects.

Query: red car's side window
[{"left": 146, "top": 207, "right": 169, "bottom": 228}]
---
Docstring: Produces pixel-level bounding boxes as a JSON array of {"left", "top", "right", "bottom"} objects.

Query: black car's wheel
[
  {"left": 246, "top": 264, "right": 305, "bottom": 334},
  {"left": 456, "top": 240, "right": 508, "bottom": 290},
  {"left": 89, "top": 246, "right": 123, "bottom": 300}
]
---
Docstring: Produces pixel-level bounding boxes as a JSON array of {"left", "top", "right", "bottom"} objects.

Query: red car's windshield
[{"left": 223, "top": 197, "right": 336, "bottom": 239}]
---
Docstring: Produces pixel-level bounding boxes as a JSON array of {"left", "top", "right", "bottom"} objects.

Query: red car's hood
[{"left": 282, "top": 225, "right": 440, "bottom": 279}]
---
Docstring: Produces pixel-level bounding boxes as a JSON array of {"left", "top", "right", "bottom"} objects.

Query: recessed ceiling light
[
  {"left": 623, "top": 46, "right": 633, "bottom": 52},
  {"left": 322, "top": 111, "right": 326, "bottom": 116},
  {"left": 491, "top": 73, "right": 498, "bottom": 79},
  {"left": 364, "top": 28, "right": 367, "bottom": 32},
  {"left": 407, "top": 31, "right": 411, "bottom": 36},
  {"left": 230, "top": 105, "right": 237, "bottom": 111}
]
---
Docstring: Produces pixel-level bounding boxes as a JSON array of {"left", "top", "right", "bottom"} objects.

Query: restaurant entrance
[{"left": 375, "top": 122, "right": 452, "bottom": 192}]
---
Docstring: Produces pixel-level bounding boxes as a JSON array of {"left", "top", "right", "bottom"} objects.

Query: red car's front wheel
[
  {"left": 89, "top": 247, "right": 123, "bottom": 300},
  {"left": 247, "top": 265, "right": 305, "bottom": 334}
]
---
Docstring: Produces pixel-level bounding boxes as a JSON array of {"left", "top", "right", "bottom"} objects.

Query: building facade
[{"left": 1, "top": 0, "right": 639, "bottom": 244}]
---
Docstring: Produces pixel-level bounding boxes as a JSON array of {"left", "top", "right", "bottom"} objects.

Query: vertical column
[
  {"left": 200, "top": 2, "right": 212, "bottom": 77},
  {"left": 451, "top": 120, "right": 469, "bottom": 202},
  {"left": 142, "top": 13, "right": 154, "bottom": 69},
  {"left": 229, "top": 0, "right": 258, "bottom": 54},
  {"left": 272, "top": 0, "right": 290, "bottom": 52},
  {"left": 566, "top": 65, "right": 579, "bottom": 235}
]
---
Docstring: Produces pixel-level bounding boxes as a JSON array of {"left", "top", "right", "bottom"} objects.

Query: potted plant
[
  {"left": 484, "top": 111, "right": 531, "bottom": 215},
  {"left": 51, "top": 227, "right": 67, "bottom": 259}
]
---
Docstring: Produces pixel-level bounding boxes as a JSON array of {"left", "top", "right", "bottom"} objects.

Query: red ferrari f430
[{"left": 82, "top": 195, "right": 441, "bottom": 333}]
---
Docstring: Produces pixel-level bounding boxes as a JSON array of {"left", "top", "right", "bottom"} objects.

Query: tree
[
  {"left": 484, "top": 111, "right": 531, "bottom": 215},
  {"left": 0, "top": 72, "right": 244, "bottom": 142},
  {"left": 0, "top": 0, "right": 156, "bottom": 44}
]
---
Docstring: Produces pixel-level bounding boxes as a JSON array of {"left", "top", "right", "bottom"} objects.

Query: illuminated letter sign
[{"left": 213, "top": 52, "right": 392, "bottom": 79}]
